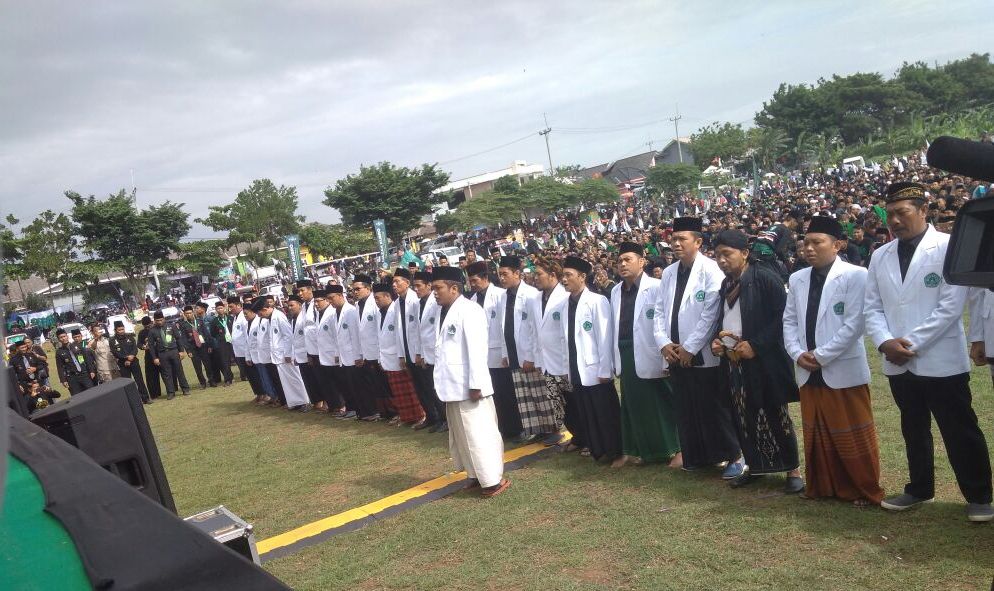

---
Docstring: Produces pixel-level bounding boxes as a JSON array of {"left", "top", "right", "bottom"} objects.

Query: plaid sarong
[
  {"left": 385, "top": 369, "right": 425, "bottom": 423},
  {"left": 512, "top": 368, "right": 559, "bottom": 436}
]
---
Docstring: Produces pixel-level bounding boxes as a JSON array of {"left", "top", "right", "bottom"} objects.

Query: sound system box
[{"left": 29, "top": 377, "right": 176, "bottom": 513}]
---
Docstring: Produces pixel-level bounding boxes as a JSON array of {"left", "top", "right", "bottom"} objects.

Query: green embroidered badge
[
  {"left": 582, "top": 321, "right": 593, "bottom": 331},
  {"left": 447, "top": 324, "right": 456, "bottom": 335},
  {"left": 924, "top": 272, "right": 941, "bottom": 288},
  {"left": 522, "top": 311, "right": 528, "bottom": 320},
  {"left": 833, "top": 302, "right": 844, "bottom": 315},
  {"left": 367, "top": 314, "right": 374, "bottom": 321},
  {"left": 646, "top": 308, "right": 655, "bottom": 319},
  {"left": 342, "top": 323, "right": 348, "bottom": 329},
  {"left": 695, "top": 290, "right": 706, "bottom": 302},
  {"left": 388, "top": 324, "right": 395, "bottom": 331},
  {"left": 552, "top": 311, "right": 561, "bottom": 321}
]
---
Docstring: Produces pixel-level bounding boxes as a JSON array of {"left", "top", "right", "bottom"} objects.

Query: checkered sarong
[
  {"left": 512, "top": 368, "right": 559, "bottom": 436},
  {"left": 385, "top": 369, "right": 425, "bottom": 423}
]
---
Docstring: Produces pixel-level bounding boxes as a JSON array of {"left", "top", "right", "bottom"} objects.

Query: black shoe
[
  {"left": 208, "top": 383, "right": 218, "bottom": 388},
  {"left": 143, "top": 399, "right": 153, "bottom": 405},
  {"left": 166, "top": 393, "right": 175, "bottom": 400},
  {"left": 729, "top": 471, "right": 759, "bottom": 488},
  {"left": 200, "top": 383, "right": 208, "bottom": 390},
  {"left": 413, "top": 419, "right": 432, "bottom": 431},
  {"left": 435, "top": 422, "right": 448, "bottom": 433},
  {"left": 182, "top": 390, "right": 191, "bottom": 396},
  {"left": 783, "top": 476, "right": 804, "bottom": 494},
  {"left": 880, "top": 493, "right": 934, "bottom": 512}
]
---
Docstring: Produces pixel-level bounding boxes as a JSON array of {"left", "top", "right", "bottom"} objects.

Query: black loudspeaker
[
  {"left": 29, "top": 377, "right": 176, "bottom": 513},
  {"left": 943, "top": 197, "right": 994, "bottom": 288}
]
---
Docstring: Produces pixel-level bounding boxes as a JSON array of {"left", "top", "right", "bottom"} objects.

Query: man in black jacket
[
  {"left": 54, "top": 328, "right": 96, "bottom": 395},
  {"left": 147, "top": 311, "right": 191, "bottom": 399},
  {"left": 109, "top": 320, "right": 151, "bottom": 404},
  {"left": 178, "top": 303, "right": 216, "bottom": 388},
  {"left": 137, "top": 316, "right": 164, "bottom": 399},
  {"left": 9, "top": 340, "right": 51, "bottom": 389},
  {"left": 209, "top": 300, "right": 235, "bottom": 386}
]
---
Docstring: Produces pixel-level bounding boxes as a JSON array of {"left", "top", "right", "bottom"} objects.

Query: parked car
[
  {"left": 426, "top": 245, "right": 465, "bottom": 266},
  {"left": 105, "top": 314, "right": 136, "bottom": 334},
  {"left": 258, "top": 284, "right": 286, "bottom": 305},
  {"left": 54, "top": 322, "right": 92, "bottom": 344}
]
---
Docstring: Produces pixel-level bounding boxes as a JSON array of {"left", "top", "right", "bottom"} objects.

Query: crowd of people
[{"left": 9, "top": 148, "right": 994, "bottom": 514}]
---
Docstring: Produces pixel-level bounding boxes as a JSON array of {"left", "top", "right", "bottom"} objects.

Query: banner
[
  {"left": 373, "top": 219, "right": 389, "bottom": 269},
  {"left": 284, "top": 234, "right": 303, "bottom": 280}
]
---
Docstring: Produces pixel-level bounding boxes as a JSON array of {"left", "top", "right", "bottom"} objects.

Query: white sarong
[
  {"left": 447, "top": 396, "right": 505, "bottom": 488},
  {"left": 277, "top": 363, "right": 310, "bottom": 407}
]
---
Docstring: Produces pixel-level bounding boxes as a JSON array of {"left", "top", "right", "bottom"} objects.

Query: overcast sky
[{"left": 2, "top": 0, "right": 992, "bottom": 238}]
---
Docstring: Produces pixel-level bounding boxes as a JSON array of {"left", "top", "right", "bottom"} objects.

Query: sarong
[
  {"left": 276, "top": 363, "right": 310, "bottom": 407},
  {"left": 541, "top": 374, "right": 568, "bottom": 430},
  {"left": 447, "top": 396, "right": 505, "bottom": 488},
  {"left": 385, "top": 369, "right": 425, "bottom": 423},
  {"left": 668, "top": 365, "right": 740, "bottom": 469},
  {"left": 511, "top": 368, "right": 559, "bottom": 436},
  {"left": 801, "top": 383, "right": 884, "bottom": 503},
  {"left": 618, "top": 340, "right": 680, "bottom": 463},
  {"left": 728, "top": 362, "right": 799, "bottom": 474},
  {"left": 572, "top": 381, "right": 622, "bottom": 460}
]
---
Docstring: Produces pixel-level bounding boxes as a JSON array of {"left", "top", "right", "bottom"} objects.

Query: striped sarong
[
  {"left": 511, "top": 368, "right": 559, "bottom": 436},
  {"left": 384, "top": 369, "right": 425, "bottom": 423},
  {"left": 800, "top": 383, "right": 884, "bottom": 503}
]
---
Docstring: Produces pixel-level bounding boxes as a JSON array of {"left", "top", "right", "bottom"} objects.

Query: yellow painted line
[{"left": 257, "top": 441, "right": 549, "bottom": 555}]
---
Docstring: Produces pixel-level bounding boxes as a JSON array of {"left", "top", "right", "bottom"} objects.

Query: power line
[{"left": 437, "top": 132, "right": 536, "bottom": 165}]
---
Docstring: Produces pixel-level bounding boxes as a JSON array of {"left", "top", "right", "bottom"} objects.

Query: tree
[
  {"left": 197, "top": 179, "right": 304, "bottom": 251},
  {"left": 323, "top": 162, "right": 450, "bottom": 240},
  {"left": 299, "top": 223, "right": 377, "bottom": 260},
  {"left": 747, "top": 127, "right": 790, "bottom": 169},
  {"left": 20, "top": 210, "right": 78, "bottom": 311},
  {"left": 168, "top": 239, "right": 228, "bottom": 278},
  {"left": 1, "top": 214, "right": 28, "bottom": 306},
  {"left": 491, "top": 175, "right": 520, "bottom": 194},
  {"left": 689, "top": 122, "right": 748, "bottom": 170},
  {"left": 645, "top": 163, "right": 701, "bottom": 201},
  {"left": 553, "top": 164, "right": 583, "bottom": 179},
  {"left": 68, "top": 189, "right": 190, "bottom": 299}
]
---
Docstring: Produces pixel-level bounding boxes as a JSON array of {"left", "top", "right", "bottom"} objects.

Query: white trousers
[
  {"left": 446, "top": 396, "right": 505, "bottom": 488},
  {"left": 276, "top": 363, "right": 310, "bottom": 407}
]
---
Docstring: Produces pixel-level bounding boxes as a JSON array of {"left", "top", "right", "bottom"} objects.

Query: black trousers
[
  {"left": 209, "top": 345, "right": 233, "bottom": 384},
  {"left": 299, "top": 359, "right": 322, "bottom": 404},
  {"left": 353, "top": 362, "right": 391, "bottom": 416},
  {"left": 888, "top": 372, "right": 993, "bottom": 504},
  {"left": 342, "top": 365, "right": 378, "bottom": 418},
  {"left": 669, "top": 365, "right": 742, "bottom": 469},
  {"left": 189, "top": 347, "right": 214, "bottom": 386},
  {"left": 157, "top": 349, "right": 190, "bottom": 395},
  {"left": 144, "top": 352, "right": 163, "bottom": 399},
  {"left": 117, "top": 359, "right": 150, "bottom": 402},
  {"left": 66, "top": 372, "right": 95, "bottom": 396},
  {"left": 234, "top": 352, "right": 248, "bottom": 382},
  {"left": 316, "top": 364, "right": 345, "bottom": 408},
  {"left": 240, "top": 358, "right": 264, "bottom": 396},
  {"left": 407, "top": 358, "right": 442, "bottom": 425},
  {"left": 489, "top": 367, "right": 523, "bottom": 438}
]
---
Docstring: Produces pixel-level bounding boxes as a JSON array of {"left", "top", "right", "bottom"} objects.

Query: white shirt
[{"left": 231, "top": 312, "right": 248, "bottom": 358}]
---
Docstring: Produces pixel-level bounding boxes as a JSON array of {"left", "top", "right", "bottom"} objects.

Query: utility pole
[
  {"left": 130, "top": 168, "right": 137, "bottom": 205},
  {"left": 538, "top": 112, "right": 554, "bottom": 176},
  {"left": 668, "top": 104, "right": 683, "bottom": 163}
]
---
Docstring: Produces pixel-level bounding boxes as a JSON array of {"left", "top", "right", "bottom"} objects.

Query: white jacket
[
  {"left": 611, "top": 273, "right": 665, "bottom": 379},
  {"left": 290, "top": 311, "right": 309, "bottom": 363},
  {"left": 968, "top": 287, "right": 994, "bottom": 353},
  {"left": 301, "top": 298, "right": 320, "bottom": 356},
  {"left": 268, "top": 309, "right": 293, "bottom": 364},
  {"left": 865, "top": 225, "right": 969, "bottom": 377},
  {"left": 433, "top": 295, "right": 494, "bottom": 402},
  {"left": 473, "top": 284, "right": 507, "bottom": 368},
  {"left": 336, "top": 303, "right": 362, "bottom": 367},
  {"left": 393, "top": 290, "right": 422, "bottom": 362},
  {"left": 315, "top": 305, "right": 340, "bottom": 367},
  {"left": 231, "top": 312, "right": 248, "bottom": 358},
  {"left": 246, "top": 316, "right": 261, "bottom": 364},
  {"left": 783, "top": 258, "right": 871, "bottom": 389},
  {"left": 356, "top": 297, "right": 379, "bottom": 361},
  {"left": 653, "top": 254, "right": 724, "bottom": 369},
  {"left": 377, "top": 304, "right": 402, "bottom": 371},
  {"left": 253, "top": 317, "right": 272, "bottom": 364},
  {"left": 562, "top": 288, "right": 614, "bottom": 386},
  {"left": 417, "top": 294, "right": 441, "bottom": 365},
  {"left": 502, "top": 281, "right": 539, "bottom": 366},
  {"left": 533, "top": 284, "right": 569, "bottom": 376}
]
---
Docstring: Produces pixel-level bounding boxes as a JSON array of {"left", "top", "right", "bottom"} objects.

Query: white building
[{"left": 435, "top": 160, "right": 545, "bottom": 207}]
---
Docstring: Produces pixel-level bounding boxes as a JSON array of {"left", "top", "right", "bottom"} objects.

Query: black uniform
[
  {"left": 110, "top": 333, "right": 151, "bottom": 402},
  {"left": 138, "top": 327, "right": 165, "bottom": 399},
  {"left": 178, "top": 316, "right": 216, "bottom": 387},
  {"left": 55, "top": 342, "right": 96, "bottom": 395},
  {"left": 147, "top": 323, "right": 191, "bottom": 398},
  {"left": 10, "top": 347, "right": 51, "bottom": 388},
  {"left": 207, "top": 314, "right": 234, "bottom": 385}
]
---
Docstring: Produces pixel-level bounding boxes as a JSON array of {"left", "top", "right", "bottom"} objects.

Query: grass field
[{"left": 136, "top": 343, "right": 994, "bottom": 590}]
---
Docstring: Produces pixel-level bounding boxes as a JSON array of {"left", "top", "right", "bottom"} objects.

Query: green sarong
[{"left": 618, "top": 339, "right": 681, "bottom": 462}]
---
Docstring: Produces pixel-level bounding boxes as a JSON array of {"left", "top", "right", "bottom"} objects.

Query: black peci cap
[
  {"left": 618, "top": 241, "right": 643, "bottom": 257},
  {"left": 432, "top": 266, "right": 464, "bottom": 283},
  {"left": 886, "top": 181, "right": 928, "bottom": 204},
  {"left": 372, "top": 283, "right": 393, "bottom": 294},
  {"left": 327, "top": 285, "right": 344, "bottom": 294},
  {"left": 563, "top": 255, "right": 592, "bottom": 275},
  {"left": 672, "top": 217, "right": 703, "bottom": 233},
  {"left": 499, "top": 256, "right": 521, "bottom": 269},
  {"left": 353, "top": 274, "right": 373, "bottom": 285},
  {"left": 806, "top": 216, "right": 846, "bottom": 240}
]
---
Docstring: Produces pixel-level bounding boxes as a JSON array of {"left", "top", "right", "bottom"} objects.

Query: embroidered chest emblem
[
  {"left": 552, "top": 311, "right": 561, "bottom": 321},
  {"left": 323, "top": 325, "right": 329, "bottom": 331},
  {"left": 645, "top": 308, "right": 654, "bottom": 319},
  {"left": 490, "top": 310, "right": 496, "bottom": 318},
  {"left": 273, "top": 328, "right": 278, "bottom": 334},
  {"left": 342, "top": 323, "right": 349, "bottom": 329},
  {"left": 521, "top": 311, "right": 528, "bottom": 320},
  {"left": 582, "top": 321, "right": 593, "bottom": 331},
  {"left": 428, "top": 316, "right": 436, "bottom": 324},
  {"left": 408, "top": 314, "right": 415, "bottom": 322},
  {"left": 695, "top": 290, "right": 706, "bottom": 302},
  {"left": 833, "top": 302, "right": 844, "bottom": 315},
  {"left": 447, "top": 324, "right": 456, "bottom": 336},
  {"left": 388, "top": 324, "right": 395, "bottom": 331},
  {"left": 298, "top": 329, "right": 304, "bottom": 335},
  {"left": 924, "top": 272, "right": 941, "bottom": 288},
  {"left": 367, "top": 314, "right": 374, "bottom": 321}
]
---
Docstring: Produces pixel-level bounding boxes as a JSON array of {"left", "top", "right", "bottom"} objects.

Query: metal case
[{"left": 184, "top": 505, "right": 260, "bottom": 565}]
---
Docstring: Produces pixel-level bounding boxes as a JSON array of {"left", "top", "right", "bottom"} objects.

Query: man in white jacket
[
  {"left": 431, "top": 266, "right": 508, "bottom": 498},
  {"left": 783, "top": 216, "right": 883, "bottom": 506},
  {"left": 864, "top": 181, "right": 991, "bottom": 521},
  {"left": 257, "top": 297, "right": 311, "bottom": 411}
]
